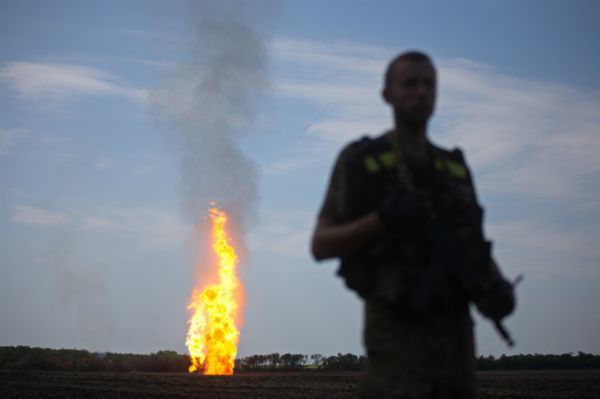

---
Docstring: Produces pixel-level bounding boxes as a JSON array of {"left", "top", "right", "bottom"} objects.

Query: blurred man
[{"left": 311, "top": 51, "right": 513, "bottom": 399}]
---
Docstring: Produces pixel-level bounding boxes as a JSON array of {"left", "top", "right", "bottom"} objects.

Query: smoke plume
[
  {"left": 151, "top": 1, "right": 269, "bottom": 231},
  {"left": 46, "top": 234, "right": 115, "bottom": 351}
]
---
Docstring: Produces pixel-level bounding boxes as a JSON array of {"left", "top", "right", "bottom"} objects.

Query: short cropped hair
[{"left": 384, "top": 51, "right": 434, "bottom": 89}]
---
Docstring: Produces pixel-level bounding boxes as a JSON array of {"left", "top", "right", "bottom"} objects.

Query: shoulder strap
[{"left": 385, "top": 130, "right": 415, "bottom": 192}]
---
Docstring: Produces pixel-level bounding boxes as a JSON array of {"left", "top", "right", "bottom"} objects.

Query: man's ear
[{"left": 382, "top": 88, "right": 391, "bottom": 104}]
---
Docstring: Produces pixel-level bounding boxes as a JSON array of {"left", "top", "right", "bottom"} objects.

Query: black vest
[{"left": 337, "top": 135, "right": 484, "bottom": 301}]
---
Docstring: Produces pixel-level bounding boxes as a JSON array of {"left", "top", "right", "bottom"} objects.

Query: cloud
[
  {"left": 247, "top": 210, "right": 313, "bottom": 259},
  {"left": 269, "top": 37, "right": 600, "bottom": 207},
  {"left": 263, "top": 154, "right": 319, "bottom": 176},
  {"left": 39, "top": 136, "right": 70, "bottom": 145},
  {"left": 138, "top": 59, "right": 177, "bottom": 70},
  {"left": 271, "top": 36, "right": 389, "bottom": 77},
  {"left": 132, "top": 163, "right": 158, "bottom": 176},
  {"left": 434, "top": 59, "right": 600, "bottom": 201},
  {"left": 270, "top": 38, "right": 390, "bottom": 147},
  {"left": 81, "top": 207, "right": 186, "bottom": 250},
  {"left": 93, "top": 157, "right": 114, "bottom": 170},
  {"left": 489, "top": 219, "right": 600, "bottom": 274},
  {"left": 262, "top": 39, "right": 392, "bottom": 176},
  {"left": 0, "top": 62, "right": 148, "bottom": 103},
  {"left": 0, "top": 128, "right": 27, "bottom": 157},
  {"left": 11, "top": 204, "right": 185, "bottom": 251},
  {"left": 117, "top": 28, "right": 182, "bottom": 46},
  {"left": 11, "top": 205, "right": 71, "bottom": 225}
]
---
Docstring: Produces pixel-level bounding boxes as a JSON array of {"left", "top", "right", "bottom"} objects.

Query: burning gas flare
[{"left": 186, "top": 207, "right": 241, "bottom": 375}]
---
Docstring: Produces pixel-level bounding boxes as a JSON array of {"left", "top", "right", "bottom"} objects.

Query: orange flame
[{"left": 186, "top": 207, "right": 241, "bottom": 375}]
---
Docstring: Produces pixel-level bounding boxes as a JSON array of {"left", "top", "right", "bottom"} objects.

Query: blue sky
[{"left": 1, "top": 0, "right": 599, "bottom": 358}]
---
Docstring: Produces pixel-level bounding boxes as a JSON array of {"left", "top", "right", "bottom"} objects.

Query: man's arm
[{"left": 310, "top": 212, "right": 384, "bottom": 261}]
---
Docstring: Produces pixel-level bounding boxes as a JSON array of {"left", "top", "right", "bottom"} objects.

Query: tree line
[
  {"left": 476, "top": 352, "right": 600, "bottom": 370},
  {"left": 0, "top": 346, "right": 188, "bottom": 372},
  {"left": 1, "top": 346, "right": 599, "bottom": 373},
  {"left": 235, "top": 353, "right": 366, "bottom": 371}
]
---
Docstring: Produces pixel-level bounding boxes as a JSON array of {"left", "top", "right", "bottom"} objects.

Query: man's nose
[{"left": 416, "top": 81, "right": 429, "bottom": 95}]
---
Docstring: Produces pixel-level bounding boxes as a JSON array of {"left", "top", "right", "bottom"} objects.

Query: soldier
[{"left": 311, "top": 51, "right": 514, "bottom": 398}]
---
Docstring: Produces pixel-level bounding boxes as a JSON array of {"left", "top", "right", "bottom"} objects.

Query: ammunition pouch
[
  {"left": 337, "top": 254, "right": 376, "bottom": 299},
  {"left": 337, "top": 236, "right": 406, "bottom": 301},
  {"left": 338, "top": 236, "right": 458, "bottom": 315}
]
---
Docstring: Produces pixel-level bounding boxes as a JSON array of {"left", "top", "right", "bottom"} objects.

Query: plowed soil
[{"left": 1, "top": 370, "right": 599, "bottom": 398}]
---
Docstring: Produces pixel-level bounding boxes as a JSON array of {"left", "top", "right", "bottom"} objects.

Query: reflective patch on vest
[
  {"left": 434, "top": 157, "right": 467, "bottom": 179},
  {"left": 447, "top": 160, "right": 467, "bottom": 179},
  {"left": 364, "top": 156, "right": 380, "bottom": 173},
  {"left": 378, "top": 152, "right": 396, "bottom": 168}
]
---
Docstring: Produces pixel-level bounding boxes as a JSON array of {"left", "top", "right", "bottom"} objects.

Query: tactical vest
[{"left": 337, "top": 135, "right": 484, "bottom": 302}]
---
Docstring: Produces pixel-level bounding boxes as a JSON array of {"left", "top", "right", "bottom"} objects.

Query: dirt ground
[{"left": 1, "top": 369, "right": 599, "bottom": 398}]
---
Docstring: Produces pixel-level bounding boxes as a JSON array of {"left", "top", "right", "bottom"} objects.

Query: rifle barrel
[{"left": 494, "top": 320, "right": 515, "bottom": 347}]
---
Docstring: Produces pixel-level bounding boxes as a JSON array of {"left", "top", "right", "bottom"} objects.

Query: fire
[{"left": 186, "top": 207, "right": 241, "bottom": 375}]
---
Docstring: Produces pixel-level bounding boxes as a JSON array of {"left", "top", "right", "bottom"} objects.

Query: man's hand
[
  {"left": 378, "top": 186, "right": 428, "bottom": 232},
  {"left": 475, "top": 278, "right": 516, "bottom": 321}
]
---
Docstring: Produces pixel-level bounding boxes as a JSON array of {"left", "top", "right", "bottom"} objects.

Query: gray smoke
[
  {"left": 46, "top": 234, "right": 115, "bottom": 351},
  {"left": 152, "top": 1, "right": 269, "bottom": 231}
]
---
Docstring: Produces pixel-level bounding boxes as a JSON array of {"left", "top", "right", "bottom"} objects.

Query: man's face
[{"left": 383, "top": 60, "right": 437, "bottom": 128}]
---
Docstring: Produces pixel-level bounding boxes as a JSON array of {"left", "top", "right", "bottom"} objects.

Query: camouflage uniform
[{"left": 318, "top": 133, "right": 482, "bottom": 399}]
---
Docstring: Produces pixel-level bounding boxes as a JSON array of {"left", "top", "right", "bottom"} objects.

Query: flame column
[{"left": 186, "top": 207, "right": 241, "bottom": 375}]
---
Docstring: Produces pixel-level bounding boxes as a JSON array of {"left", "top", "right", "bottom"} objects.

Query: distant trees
[
  {"left": 234, "top": 353, "right": 307, "bottom": 371},
  {"left": 234, "top": 353, "right": 364, "bottom": 371},
  {"left": 0, "top": 346, "right": 189, "bottom": 372},
  {"left": 310, "top": 353, "right": 324, "bottom": 367},
  {"left": 321, "top": 353, "right": 366, "bottom": 371},
  {"left": 476, "top": 352, "right": 600, "bottom": 370},
  {"left": 2, "top": 347, "right": 600, "bottom": 373}
]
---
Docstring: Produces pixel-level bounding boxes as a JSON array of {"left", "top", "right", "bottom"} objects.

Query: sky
[{"left": 1, "top": 0, "right": 599, "bottom": 359}]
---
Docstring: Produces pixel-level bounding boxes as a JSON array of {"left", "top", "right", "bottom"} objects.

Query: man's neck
[{"left": 392, "top": 124, "right": 429, "bottom": 163}]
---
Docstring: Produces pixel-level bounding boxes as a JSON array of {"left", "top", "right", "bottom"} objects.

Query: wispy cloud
[
  {"left": 435, "top": 59, "right": 600, "bottom": 201},
  {"left": 11, "top": 204, "right": 185, "bottom": 251},
  {"left": 271, "top": 36, "right": 389, "bottom": 77},
  {"left": 270, "top": 37, "right": 390, "bottom": 145},
  {"left": 263, "top": 153, "right": 320, "bottom": 176},
  {"left": 132, "top": 163, "right": 158, "bottom": 176},
  {"left": 81, "top": 207, "right": 186, "bottom": 250},
  {"left": 487, "top": 217, "right": 600, "bottom": 286},
  {"left": 137, "top": 59, "right": 177, "bottom": 70},
  {"left": 0, "top": 128, "right": 27, "bottom": 157},
  {"left": 93, "top": 157, "right": 114, "bottom": 170},
  {"left": 39, "top": 136, "right": 70, "bottom": 145},
  {"left": 268, "top": 37, "right": 600, "bottom": 207},
  {"left": 117, "top": 28, "right": 182, "bottom": 46},
  {"left": 11, "top": 205, "right": 71, "bottom": 225},
  {"left": 0, "top": 62, "right": 148, "bottom": 103},
  {"left": 248, "top": 210, "right": 313, "bottom": 260}
]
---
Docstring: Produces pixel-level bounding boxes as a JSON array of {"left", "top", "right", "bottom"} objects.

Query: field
[{"left": 1, "top": 369, "right": 599, "bottom": 398}]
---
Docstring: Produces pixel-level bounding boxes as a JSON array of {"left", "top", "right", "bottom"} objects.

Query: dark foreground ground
[{"left": 1, "top": 370, "right": 599, "bottom": 398}]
